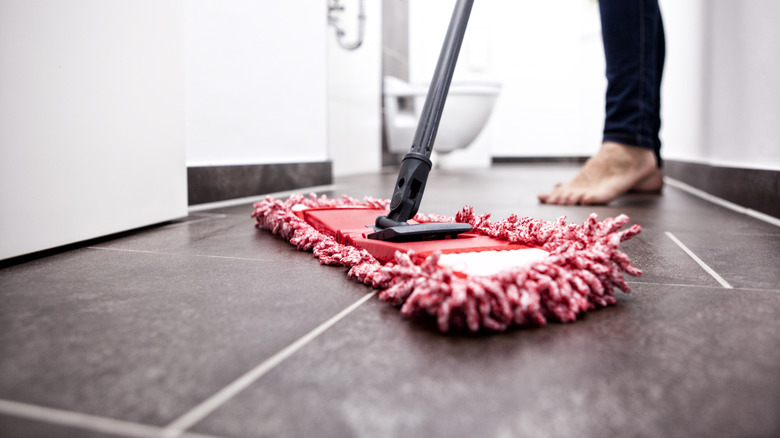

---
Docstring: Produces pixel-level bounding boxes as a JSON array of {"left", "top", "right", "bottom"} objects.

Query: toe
[{"left": 564, "top": 191, "right": 584, "bottom": 205}]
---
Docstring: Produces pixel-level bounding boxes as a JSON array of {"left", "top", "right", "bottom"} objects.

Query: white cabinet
[{"left": 0, "top": 1, "right": 187, "bottom": 260}]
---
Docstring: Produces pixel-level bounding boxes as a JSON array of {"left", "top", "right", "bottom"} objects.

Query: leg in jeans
[
  {"left": 538, "top": 0, "right": 666, "bottom": 205},
  {"left": 601, "top": 0, "right": 665, "bottom": 166}
]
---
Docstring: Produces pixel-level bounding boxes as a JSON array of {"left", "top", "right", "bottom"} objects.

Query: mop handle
[
  {"left": 379, "top": 0, "right": 474, "bottom": 226},
  {"left": 411, "top": 0, "right": 474, "bottom": 157}
]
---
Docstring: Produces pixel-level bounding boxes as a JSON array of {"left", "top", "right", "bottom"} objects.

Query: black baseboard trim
[
  {"left": 664, "top": 160, "right": 779, "bottom": 219},
  {"left": 187, "top": 161, "right": 333, "bottom": 206},
  {"left": 492, "top": 156, "right": 589, "bottom": 164}
]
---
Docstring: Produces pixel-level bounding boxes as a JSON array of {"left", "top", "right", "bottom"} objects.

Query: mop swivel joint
[
  {"left": 386, "top": 152, "right": 431, "bottom": 223},
  {"left": 367, "top": 153, "right": 472, "bottom": 242}
]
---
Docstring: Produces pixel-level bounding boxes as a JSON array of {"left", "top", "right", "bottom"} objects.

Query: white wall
[
  {"left": 184, "top": 0, "right": 328, "bottom": 166},
  {"left": 408, "top": 0, "right": 606, "bottom": 163},
  {"left": 327, "top": 0, "right": 383, "bottom": 177},
  {"left": 654, "top": 0, "right": 707, "bottom": 166},
  {"left": 0, "top": 0, "right": 186, "bottom": 260},
  {"left": 658, "top": 0, "right": 780, "bottom": 170},
  {"left": 700, "top": 0, "right": 780, "bottom": 170}
]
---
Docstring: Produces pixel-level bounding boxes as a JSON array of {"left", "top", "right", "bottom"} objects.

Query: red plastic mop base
[{"left": 299, "top": 207, "right": 536, "bottom": 264}]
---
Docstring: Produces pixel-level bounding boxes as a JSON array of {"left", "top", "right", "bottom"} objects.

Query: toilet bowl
[{"left": 383, "top": 75, "right": 501, "bottom": 154}]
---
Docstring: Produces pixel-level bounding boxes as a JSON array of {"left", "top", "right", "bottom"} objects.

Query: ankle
[{"left": 600, "top": 141, "right": 658, "bottom": 168}]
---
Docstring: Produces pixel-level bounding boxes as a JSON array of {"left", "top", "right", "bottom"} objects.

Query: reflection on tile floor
[{"left": 1, "top": 163, "right": 779, "bottom": 438}]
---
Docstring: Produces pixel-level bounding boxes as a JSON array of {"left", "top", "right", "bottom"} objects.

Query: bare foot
[
  {"left": 629, "top": 167, "right": 664, "bottom": 193},
  {"left": 537, "top": 142, "right": 663, "bottom": 205}
]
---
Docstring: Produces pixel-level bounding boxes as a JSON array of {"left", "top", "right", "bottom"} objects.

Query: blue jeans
[{"left": 599, "top": 0, "right": 665, "bottom": 167}]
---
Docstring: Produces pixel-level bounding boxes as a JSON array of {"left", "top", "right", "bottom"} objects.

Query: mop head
[{"left": 252, "top": 194, "right": 642, "bottom": 333}]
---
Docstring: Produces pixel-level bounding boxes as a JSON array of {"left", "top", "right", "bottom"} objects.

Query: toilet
[{"left": 383, "top": 75, "right": 501, "bottom": 155}]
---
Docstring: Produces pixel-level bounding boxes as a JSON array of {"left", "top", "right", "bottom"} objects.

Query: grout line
[
  {"left": 0, "top": 399, "right": 222, "bottom": 438},
  {"left": 744, "top": 208, "right": 780, "bottom": 228},
  {"left": 189, "top": 212, "right": 229, "bottom": 218},
  {"left": 187, "top": 184, "right": 337, "bottom": 213},
  {"left": 86, "top": 246, "right": 273, "bottom": 262},
  {"left": 628, "top": 280, "right": 732, "bottom": 289},
  {"left": 160, "top": 217, "right": 221, "bottom": 228},
  {"left": 664, "top": 177, "right": 780, "bottom": 228},
  {"left": 631, "top": 280, "right": 777, "bottom": 293},
  {"left": 665, "top": 232, "right": 733, "bottom": 289},
  {"left": 162, "top": 291, "right": 378, "bottom": 437}
]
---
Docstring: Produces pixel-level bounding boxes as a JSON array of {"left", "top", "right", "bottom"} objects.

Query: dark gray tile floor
[{"left": 1, "top": 163, "right": 779, "bottom": 438}]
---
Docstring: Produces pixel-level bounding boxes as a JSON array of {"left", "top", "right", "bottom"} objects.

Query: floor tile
[
  {"left": 666, "top": 232, "right": 780, "bottom": 290},
  {"left": 0, "top": 413, "right": 127, "bottom": 438},
  {"left": 0, "top": 247, "right": 366, "bottom": 426},
  {"left": 90, "top": 214, "right": 280, "bottom": 261},
  {"left": 618, "top": 233, "right": 726, "bottom": 288},
  {"left": 192, "top": 283, "right": 780, "bottom": 438}
]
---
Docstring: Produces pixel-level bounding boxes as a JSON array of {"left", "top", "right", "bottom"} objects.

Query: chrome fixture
[{"left": 328, "top": 0, "right": 365, "bottom": 50}]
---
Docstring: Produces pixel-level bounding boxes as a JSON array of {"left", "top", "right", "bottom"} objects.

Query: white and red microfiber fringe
[{"left": 252, "top": 194, "right": 642, "bottom": 333}]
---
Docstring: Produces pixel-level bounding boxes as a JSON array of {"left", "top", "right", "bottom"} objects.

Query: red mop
[
  {"left": 252, "top": 195, "right": 640, "bottom": 332},
  {"left": 252, "top": 0, "right": 642, "bottom": 332}
]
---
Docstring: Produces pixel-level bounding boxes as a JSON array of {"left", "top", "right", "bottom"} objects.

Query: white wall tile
[
  {"left": 327, "top": 0, "right": 382, "bottom": 176},
  {"left": 185, "top": 0, "right": 328, "bottom": 166}
]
